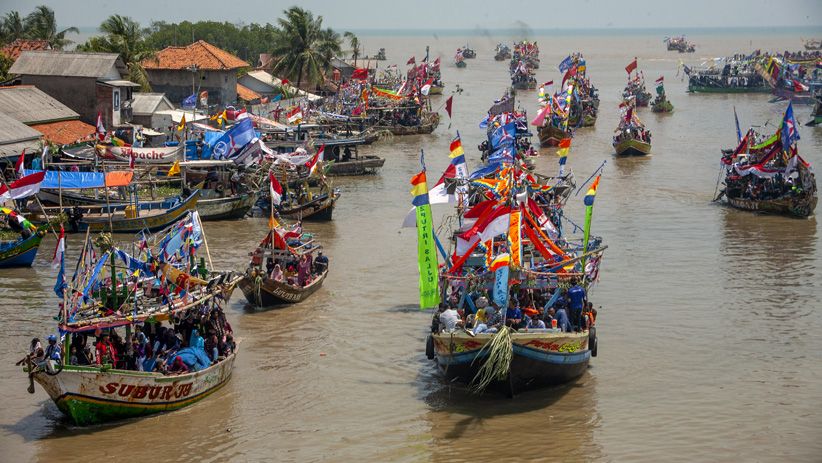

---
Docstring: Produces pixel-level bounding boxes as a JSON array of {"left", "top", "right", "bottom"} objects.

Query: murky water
[{"left": 1, "top": 31, "right": 821, "bottom": 462}]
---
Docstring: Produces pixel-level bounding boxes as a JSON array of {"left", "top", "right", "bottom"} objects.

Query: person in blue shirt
[
  {"left": 566, "top": 277, "right": 587, "bottom": 332},
  {"left": 506, "top": 303, "right": 524, "bottom": 330},
  {"left": 40, "top": 334, "right": 61, "bottom": 374}
]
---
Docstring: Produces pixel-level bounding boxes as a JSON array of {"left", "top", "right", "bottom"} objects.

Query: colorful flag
[
  {"left": 445, "top": 96, "right": 453, "bottom": 118},
  {"left": 562, "top": 66, "right": 577, "bottom": 86},
  {"left": 14, "top": 150, "right": 25, "bottom": 177},
  {"left": 177, "top": 114, "right": 186, "bottom": 131},
  {"left": 449, "top": 134, "right": 464, "bottom": 158},
  {"left": 420, "top": 78, "right": 434, "bottom": 96},
  {"left": 557, "top": 137, "right": 571, "bottom": 174},
  {"left": 508, "top": 210, "right": 521, "bottom": 268},
  {"left": 0, "top": 171, "right": 46, "bottom": 200},
  {"left": 655, "top": 75, "right": 664, "bottom": 84},
  {"left": 530, "top": 104, "right": 551, "bottom": 127},
  {"left": 410, "top": 169, "right": 440, "bottom": 309},
  {"left": 53, "top": 225, "right": 66, "bottom": 298},
  {"left": 96, "top": 112, "right": 106, "bottom": 141},
  {"left": 111, "top": 136, "right": 128, "bottom": 147},
  {"left": 491, "top": 252, "right": 510, "bottom": 307},
  {"left": 781, "top": 101, "right": 800, "bottom": 147},
  {"left": 558, "top": 55, "right": 573, "bottom": 72},
  {"left": 582, "top": 175, "right": 601, "bottom": 267},
  {"left": 269, "top": 170, "right": 282, "bottom": 206},
  {"left": 287, "top": 106, "right": 303, "bottom": 124},
  {"left": 305, "top": 145, "right": 325, "bottom": 175},
  {"left": 792, "top": 79, "right": 809, "bottom": 92},
  {"left": 181, "top": 93, "right": 197, "bottom": 109},
  {"left": 209, "top": 118, "right": 255, "bottom": 159},
  {"left": 625, "top": 58, "right": 638, "bottom": 75}
]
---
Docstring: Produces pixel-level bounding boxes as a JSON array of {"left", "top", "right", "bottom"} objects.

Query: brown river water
[{"left": 1, "top": 31, "right": 821, "bottom": 462}]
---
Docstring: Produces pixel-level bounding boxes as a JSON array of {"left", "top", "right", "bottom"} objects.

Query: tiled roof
[
  {"left": 0, "top": 86, "right": 79, "bottom": 124},
  {"left": 1, "top": 39, "right": 50, "bottom": 60},
  {"left": 236, "top": 83, "right": 261, "bottom": 102},
  {"left": 142, "top": 40, "right": 249, "bottom": 71},
  {"left": 30, "top": 120, "right": 95, "bottom": 145}
]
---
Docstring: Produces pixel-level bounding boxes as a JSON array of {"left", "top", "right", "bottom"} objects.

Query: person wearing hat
[
  {"left": 40, "top": 334, "right": 62, "bottom": 373},
  {"left": 473, "top": 298, "right": 502, "bottom": 335}
]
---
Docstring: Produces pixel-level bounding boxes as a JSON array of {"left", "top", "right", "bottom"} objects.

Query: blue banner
[
  {"left": 493, "top": 265, "right": 509, "bottom": 307},
  {"left": 209, "top": 118, "right": 256, "bottom": 159}
]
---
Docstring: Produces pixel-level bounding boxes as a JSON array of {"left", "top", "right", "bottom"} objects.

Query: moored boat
[{"left": 0, "top": 208, "right": 44, "bottom": 267}]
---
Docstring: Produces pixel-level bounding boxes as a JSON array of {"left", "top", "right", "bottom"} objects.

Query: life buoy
[
  {"left": 425, "top": 334, "right": 435, "bottom": 359},
  {"left": 589, "top": 327, "right": 597, "bottom": 357}
]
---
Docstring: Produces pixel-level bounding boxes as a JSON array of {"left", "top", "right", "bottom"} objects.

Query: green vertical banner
[
  {"left": 410, "top": 170, "right": 440, "bottom": 309},
  {"left": 582, "top": 175, "right": 601, "bottom": 268}
]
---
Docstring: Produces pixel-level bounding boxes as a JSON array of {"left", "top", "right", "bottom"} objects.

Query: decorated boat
[
  {"left": 494, "top": 44, "right": 511, "bottom": 61},
  {"left": 455, "top": 49, "right": 467, "bottom": 68},
  {"left": 803, "top": 39, "right": 822, "bottom": 51},
  {"left": 325, "top": 140, "right": 385, "bottom": 176},
  {"left": 0, "top": 208, "right": 44, "bottom": 268},
  {"left": 718, "top": 104, "right": 817, "bottom": 218},
  {"left": 238, "top": 222, "right": 329, "bottom": 307},
  {"left": 461, "top": 45, "right": 476, "bottom": 59},
  {"left": 665, "top": 36, "right": 695, "bottom": 53},
  {"left": 277, "top": 191, "right": 338, "bottom": 221},
  {"left": 535, "top": 53, "right": 598, "bottom": 145},
  {"left": 406, "top": 131, "right": 607, "bottom": 396},
  {"left": 808, "top": 94, "right": 822, "bottom": 126},
  {"left": 651, "top": 76, "right": 674, "bottom": 113},
  {"left": 613, "top": 100, "right": 652, "bottom": 156},
  {"left": 22, "top": 212, "right": 241, "bottom": 425}
]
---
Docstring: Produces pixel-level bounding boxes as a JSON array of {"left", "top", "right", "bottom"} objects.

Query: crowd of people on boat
[
  {"left": 26, "top": 305, "right": 235, "bottom": 375},
  {"left": 614, "top": 122, "right": 651, "bottom": 144},
  {"left": 725, "top": 170, "right": 809, "bottom": 201},
  {"left": 431, "top": 277, "right": 597, "bottom": 336}
]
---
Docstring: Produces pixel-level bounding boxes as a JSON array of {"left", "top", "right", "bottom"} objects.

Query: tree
[
  {"left": 270, "top": 7, "right": 341, "bottom": 91},
  {"left": 77, "top": 15, "right": 153, "bottom": 91},
  {"left": 0, "top": 11, "right": 25, "bottom": 44},
  {"left": 23, "top": 5, "right": 78, "bottom": 49},
  {"left": 343, "top": 31, "right": 360, "bottom": 67}
]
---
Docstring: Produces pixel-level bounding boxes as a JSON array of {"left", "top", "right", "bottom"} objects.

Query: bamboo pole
[{"left": 195, "top": 211, "right": 214, "bottom": 270}]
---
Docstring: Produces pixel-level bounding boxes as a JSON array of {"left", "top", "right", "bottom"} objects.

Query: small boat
[
  {"left": 0, "top": 209, "right": 44, "bottom": 268},
  {"left": 613, "top": 137, "right": 652, "bottom": 156},
  {"left": 75, "top": 190, "right": 200, "bottom": 233},
  {"left": 454, "top": 48, "right": 466, "bottom": 69},
  {"left": 373, "top": 112, "right": 440, "bottom": 135},
  {"left": 494, "top": 44, "right": 511, "bottom": 61},
  {"left": 238, "top": 227, "right": 329, "bottom": 307},
  {"left": 803, "top": 38, "right": 822, "bottom": 51},
  {"left": 807, "top": 94, "right": 822, "bottom": 126},
  {"left": 277, "top": 190, "right": 339, "bottom": 221},
  {"left": 327, "top": 155, "right": 385, "bottom": 176},
  {"left": 461, "top": 46, "right": 476, "bottom": 59},
  {"left": 651, "top": 97, "right": 674, "bottom": 113},
  {"left": 22, "top": 212, "right": 241, "bottom": 425},
  {"left": 196, "top": 192, "right": 257, "bottom": 220},
  {"left": 538, "top": 125, "right": 570, "bottom": 147},
  {"left": 428, "top": 84, "right": 444, "bottom": 95},
  {"left": 665, "top": 36, "right": 695, "bottom": 53},
  {"left": 613, "top": 103, "right": 652, "bottom": 156},
  {"left": 456, "top": 60, "right": 467, "bottom": 69}
]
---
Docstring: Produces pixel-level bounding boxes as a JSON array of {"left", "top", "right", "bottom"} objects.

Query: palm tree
[
  {"left": 76, "top": 15, "right": 153, "bottom": 91},
  {"left": 343, "top": 31, "right": 360, "bottom": 67},
  {"left": 0, "top": 11, "right": 25, "bottom": 44},
  {"left": 270, "top": 7, "right": 342, "bottom": 91},
  {"left": 23, "top": 5, "right": 78, "bottom": 49}
]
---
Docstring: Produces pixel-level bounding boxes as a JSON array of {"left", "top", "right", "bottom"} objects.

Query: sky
[{"left": 1, "top": 0, "right": 820, "bottom": 31}]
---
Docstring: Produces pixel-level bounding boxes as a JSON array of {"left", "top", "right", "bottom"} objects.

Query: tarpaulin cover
[{"left": 24, "top": 170, "right": 133, "bottom": 189}]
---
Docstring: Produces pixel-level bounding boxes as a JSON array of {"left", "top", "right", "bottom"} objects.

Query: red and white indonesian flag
[
  {"left": 305, "top": 145, "right": 324, "bottom": 175},
  {"left": 526, "top": 197, "right": 558, "bottom": 239},
  {"left": 15, "top": 150, "right": 25, "bottom": 177},
  {"left": 287, "top": 106, "right": 303, "bottom": 124},
  {"left": 456, "top": 205, "right": 511, "bottom": 255},
  {"left": 0, "top": 171, "right": 45, "bottom": 201},
  {"left": 429, "top": 155, "right": 468, "bottom": 205},
  {"left": 420, "top": 78, "right": 434, "bottom": 96},
  {"left": 52, "top": 226, "right": 65, "bottom": 269},
  {"left": 96, "top": 112, "right": 106, "bottom": 141},
  {"left": 655, "top": 76, "right": 664, "bottom": 84},
  {"left": 269, "top": 170, "right": 282, "bottom": 205}
]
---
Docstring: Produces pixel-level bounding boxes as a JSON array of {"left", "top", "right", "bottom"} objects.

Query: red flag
[
  {"left": 655, "top": 75, "right": 664, "bottom": 84},
  {"left": 129, "top": 152, "right": 135, "bottom": 170},
  {"left": 406, "top": 56, "right": 415, "bottom": 65},
  {"left": 15, "top": 150, "right": 25, "bottom": 177},
  {"left": 268, "top": 170, "right": 282, "bottom": 205},
  {"left": 281, "top": 79, "right": 289, "bottom": 85},
  {"left": 542, "top": 80, "right": 554, "bottom": 87},
  {"left": 625, "top": 107, "right": 633, "bottom": 122},
  {"left": 0, "top": 170, "right": 45, "bottom": 200},
  {"left": 625, "top": 58, "right": 637, "bottom": 75},
  {"left": 445, "top": 96, "right": 453, "bottom": 119},
  {"left": 305, "top": 145, "right": 325, "bottom": 174},
  {"left": 562, "top": 66, "right": 577, "bottom": 85},
  {"left": 351, "top": 68, "right": 368, "bottom": 80}
]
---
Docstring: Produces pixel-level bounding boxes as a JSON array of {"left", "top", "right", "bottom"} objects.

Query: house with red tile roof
[
  {"left": 0, "top": 39, "right": 51, "bottom": 61},
  {"left": 142, "top": 40, "right": 249, "bottom": 107},
  {"left": 0, "top": 85, "right": 95, "bottom": 146}
]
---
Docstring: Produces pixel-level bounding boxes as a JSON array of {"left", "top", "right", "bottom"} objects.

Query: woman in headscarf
[{"left": 270, "top": 263, "right": 284, "bottom": 282}]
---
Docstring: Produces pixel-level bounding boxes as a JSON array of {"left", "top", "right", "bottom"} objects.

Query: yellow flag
[
  {"left": 177, "top": 115, "right": 186, "bottom": 131},
  {"left": 268, "top": 215, "right": 279, "bottom": 230},
  {"left": 167, "top": 160, "right": 180, "bottom": 176}
]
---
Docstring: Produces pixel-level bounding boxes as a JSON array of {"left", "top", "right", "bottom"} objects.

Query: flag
[
  {"left": 351, "top": 68, "right": 369, "bottom": 80},
  {"left": 410, "top": 170, "right": 439, "bottom": 309},
  {"left": 111, "top": 136, "right": 128, "bottom": 147},
  {"left": 407, "top": 56, "right": 415, "bottom": 65},
  {"left": 429, "top": 151, "right": 468, "bottom": 205},
  {"left": 557, "top": 137, "right": 571, "bottom": 174},
  {"left": 0, "top": 171, "right": 46, "bottom": 201},
  {"left": 655, "top": 76, "right": 664, "bottom": 84},
  {"left": 490, "top": 122, "right": 516, "bottom": 150},
  {"left": 625, "top": 58, "right": 637, "bottom": 74},
  {"left": 733, "top": 106, "right": 742, "bottom": 143},
  {"left": 449, "top": 135, "right": 464, "bottom": 158},
  {"left": 177, "top": 114, "right": 186, "bottom": 131},
  {"left": 582, "top": 175, "right": 601, "bottom": 267},
  {"left": 792, "top": 79, "right": 809, "bottom": 92},
  {"left": 445, "top": 96, "right": 453, "bottom": 118},
  {"left": 129, "top": 152, "right": 135, "bottom": 170},
  {"left": 182, "top": 93, "right": 196, "bottom": 109},
  {"left": 531, "top": 104, "right": 551, "bottom": 127},
  {"left": 491, "top": 252, "right": 510, "bottom": 307},
  {"left": 420, "top": 78, "right": 434, "bottom": 96},
  {"left": 542, "top": 80, "right": 554, "bottom": 87},
  {"left": 53, "top": 226, "right": 66, "bottom": 297},
  {"left": 167, "top": 160, "right": 181, "bottom": 176},
  {"left": 96, "top": 112, "right": 106, "bottom": 141},
  {"left": 269, "top": 170, "right": 282, "bottom": 206},
  {"left": 305, "top": 145, "right": 325, "bottom": 175},
  {"left": 15, "top": 150, "right": 25, "bottom": 177},
  {"left": 781, "top": 101, "right": 800, "bottom": 147},
  {"left": 287, "top": 106, "right": 303, "bottom": 124},
  {"left": 562, "top": 66, "right": 577, "bottom": 86},
  {"left": 199, "top": 90, "right": 208, "bottom": 107},
  {"left": 558, "top": 55, "right": 573, "bottom": 73},
  {"left": 508, "top": 209, "right": 521, "bottom": 268},
  {"left": 209, "top": 118, "right": 256, "bottom": 159}
]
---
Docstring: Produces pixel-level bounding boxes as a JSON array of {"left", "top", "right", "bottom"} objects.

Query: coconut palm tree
[
  {"left": 23, "top": 5, "right": 78, "bottom": 49},
  {"left": 0, "top": 11, "right": 25, "bottom": 44},
  {"left": 76, "top": 15, "right": 153, "bottom": 91},
  {"left": 343, "top": 31, "right": 360, "bottom": 67},
  {"left": 270, "top": 7, "right": 341, "bottom": 91}
]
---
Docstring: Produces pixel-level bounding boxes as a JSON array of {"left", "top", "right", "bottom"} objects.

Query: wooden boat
[
  {"left": 240, "top": 268, "right": 327, "bottom": 307},
  {"left": 808, "top": 97, "right": 822, "bottom": 126},
  {"left": 277, "top": 191, "right": 339, "bottom": 221},
  {"left": 614, "top": 137, "right": 651, "bottom": 156},
  {"left": 430, "top": 330, "right": 593, "bottom": 395},
  {"left": 651, "top": 97, "right": 674, "bottom": 113},
  {"left": 538, "top": 125, "right": 570, "bottom": 147},
  {"left": 374, "top": 112, "right": 440, "bottom": 135},
  {"left": 725, "top": 194, "right": 817, "bottom": 218},
  {"left": 64, "top": 190, "right": 200, "bottom": 233},
  {"left": 328, "top": 156, "right": 385, "bottom": 175},
  {"left": 197, "top": 192, "right": 257, "bottom": 220},
  {"left": 0, "top": 231, "right": 43, "bottom": 267}
]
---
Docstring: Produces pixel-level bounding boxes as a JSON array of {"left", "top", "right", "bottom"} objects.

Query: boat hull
[
  {"left": 239, "top": 269, "right": 328, "bottom": 307},
  {"left": 431, "top": 331, "right": 591, "bottom": 395},
  {"left": 725, "top": 194, "right": 817, "bottom": 218},
  {"left": 197, "top": 193, "right": 256, "bottom": 221},
  {"left": 428, "top": 86, "right": 444, "bottom": 95},
  {"left": 327, "top": 157, "right": 385, "bottom": 176},
  {"left": 78, "top": 191, "right": 200, "bottom": 233},
  {"left": 0, "top": 232, "right": 43, "bottom": 268},
  {"left": 32, "top": 352, "right": 236, "bottom": 426},
  {"left": 687, "top": 84, "right": 770, "bottom": 93},
  {"left": 277, "top": 193, "right": 337, "bottom": 221},
  {"left": 538, "top": 125, "right": 570, "bottom": 147},
  {"left": 614, "top": 138, "right": 651, "bottom": 156}
]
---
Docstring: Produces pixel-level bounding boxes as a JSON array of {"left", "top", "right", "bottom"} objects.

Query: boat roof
[{"left": 180, "top": 160, "right": 236, "bottom": 167}]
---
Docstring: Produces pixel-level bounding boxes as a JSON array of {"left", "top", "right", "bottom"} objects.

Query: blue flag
[
  {"left": 733, "top": 106, "right": 742, "bottom": 142},
  {"left": 558, "top": 55, "right": 573, "bottom": 73},
  {"left": 781, "top": 102, "right": 800, "bottom": 147},
  {"left": 181, "top": 93, "right": 197, "bottom": 109},
  {"left": 489, "top": 122, "right": 516, "bottom": 150},
  {"left": 209, "top": 118, "right": 256, "bottom": 159}
]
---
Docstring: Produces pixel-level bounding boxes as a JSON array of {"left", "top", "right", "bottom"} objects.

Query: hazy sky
[{"left": 1, "top": 0, "right": 820, "bottom": 31}]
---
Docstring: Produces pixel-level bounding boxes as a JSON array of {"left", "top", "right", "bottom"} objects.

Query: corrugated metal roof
[
  {"left": 0, "top": 86, "right": 79, "bottom": 124},
  {"left": 131, "top": 93, "right": 174, "bottom": 115},
  {"left": 9, "top": 50, "right": 125, "bottom": 78},
  {"left": 0, "top": 111, "right": 42, "bottom": 158}
]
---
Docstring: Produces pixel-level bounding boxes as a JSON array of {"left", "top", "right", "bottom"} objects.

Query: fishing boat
[
  {"left": 717, "top": 106, "right": 817, "bottom": 218},
  {"left": 623, "top": 79, "right": 652, "bottom": 107},
  {"left": 613, "top": 102, "right": 652, "bottom": 156},
  {"left": 665, "top": 36, "right": 695, "bottom": 53},
  {"left": 238, "top": 224, "right": 328, "bottom": 307},
  {"left": 409, "top": 142, "right": 607, "bottom": 396},
  {"left": 0, "top": 209, "right": 44, "bottom": 268},
  {"left": 651, "top": 77, "right": 674, "bottom": 113},
  {"left": 455, "top": 49, "right": 467, "bottom": 68},
  {"left": 461, "top": 45, "right": 476, "bottom": 59},
  {"left": 324, "top": 140, "right": 385, "bottom": 175},
  {"left": 277, "top": 190, "right": 338, "bottom": 221},
  {"left": 685, "top": 57, "right": 769, "bottom": 93},
  {"left": 803, "top": 38, "right": 822, "bottom": 51},
  {"left": 494, "top": 44, "right": 511, "bottom": 61},
  {"left": 808, "top": 94, "right": 822, "bottom": 126},
  {"left": 372, "top": 111, "right": 440, "bottom": 135},
  {"left": 538, "top": 125, "right": 570, "bottom": 147},
  {"left": 22, "top": 212, "right": 241, "bottom": 425}
]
